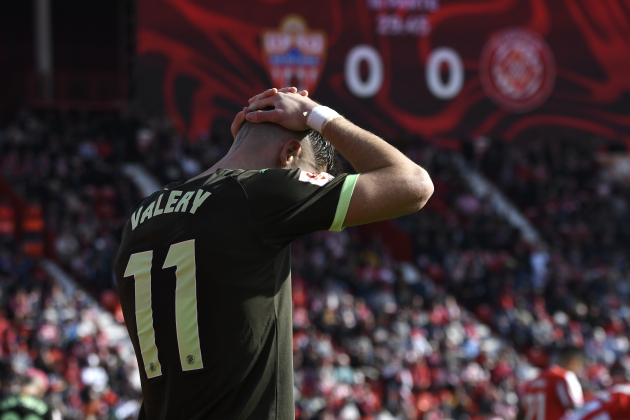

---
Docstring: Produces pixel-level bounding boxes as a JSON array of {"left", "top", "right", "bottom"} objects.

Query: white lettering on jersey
[
  {"left": 175, "top": 191, "right": 195, "bottom": 212},
  {"left": 140, "top": 201, "right": 155, "bottom": 224},
  {"left": 153, "top": 194, "right": 165, "bottom": 216},
  {"left": 131, "top": 206, "right": 143, "bottom": 230},
  {"left": 131, "top": 189, "right": 211, "bottom": 230},
  {"left": 298, "top": 171, "right": 335, "bottom": 186},
  {"left": 190, "top": 190, "right": 212, "bottom": 214},
  {"left": 164, "top": 191, "right": 182, "bottom": 213}
]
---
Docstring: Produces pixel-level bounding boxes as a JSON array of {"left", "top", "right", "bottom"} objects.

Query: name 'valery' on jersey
[{"left": 131, "top": 189, "right": 212, "bottom": 230}]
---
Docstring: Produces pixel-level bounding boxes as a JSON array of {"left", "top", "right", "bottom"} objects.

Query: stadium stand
[
  {"left": 0, "top": 110, "right": 141, "bottom": 298},
  {"left": 0, "top": 230, "right": 142, "bottom": 419},
  {"left": 0, "top": 111, "right": 143, "bottom": 419},
  {"left": 2, "top": 112, "right": 629, "bottom": 419},
  {"left": 477, "top": 138, "right": 630, "bottom": 376}
]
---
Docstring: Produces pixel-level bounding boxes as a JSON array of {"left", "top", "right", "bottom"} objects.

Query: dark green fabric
[
  {"left": 0, "top": 395, "right": 53, "bottom": 420},
  {"left": 115, "top": 169, "right": 347, "bottom": 420}
]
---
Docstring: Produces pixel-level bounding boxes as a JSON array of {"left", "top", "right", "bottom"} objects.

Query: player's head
[
  {"left": 20, "top": 368, "right": 49, "bottom": 398},
  {"left": 556, "top": 346, "right": 585, "bottom": 374},
  {"left": 609, "top": 363, "right": 629, "bottom": 385},
  {"left": 232, "top": 121, "right": 340, "bottom": 175}
]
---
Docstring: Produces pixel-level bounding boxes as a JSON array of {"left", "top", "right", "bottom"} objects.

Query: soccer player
[
  {"left": 0, "top": 369, "right": 60, "bottom": 420},
  {"left": 560, "top": 385, "right": 630, "bottom": 420},
  {"left": 520, "top": 347, "right": 586, "bottom": 420},
  {"left": 114, "top": 87, "right": 434, "bottom": 419}
]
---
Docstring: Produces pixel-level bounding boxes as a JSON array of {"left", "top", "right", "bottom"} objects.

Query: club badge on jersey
[{"left": 298, "top": 171, "right": 335, "bottom": 186}]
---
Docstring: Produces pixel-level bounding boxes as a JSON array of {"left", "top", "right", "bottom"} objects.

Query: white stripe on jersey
[{"left": 563, "top": 371, "right": 584, "bottom": 408}]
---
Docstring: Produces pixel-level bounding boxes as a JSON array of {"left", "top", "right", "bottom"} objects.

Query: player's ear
[{"left": 278, "top": 139, "right": 302, "bottom": 169}]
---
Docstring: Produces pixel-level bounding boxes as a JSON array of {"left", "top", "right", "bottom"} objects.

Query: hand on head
[
  {"left": 231, "top": 87, "right": 316, "bottom": 139},
  {"left": 247, "top": 86, "right": 309, "bottom": 105}
]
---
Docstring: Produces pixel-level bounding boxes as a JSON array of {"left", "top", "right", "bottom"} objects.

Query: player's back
[
  {"left": 114, "top": 168, "right": 355, "bottom": 420},
  {"left": 522, "top": 365, "right": 584, "bottom": 420},
  {"left": 561, "top": 385, "right": 630, "bottom": 420},
  {"left": 0, "top": 395, "right": 53, "bottom": 420}
]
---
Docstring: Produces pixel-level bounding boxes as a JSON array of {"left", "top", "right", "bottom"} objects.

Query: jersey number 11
[
  {"left": 123, "top": 239, "right": 203, "bottom": 378},
  {"left": 524, "top": 392, "right": 546, "bottom": 420}
]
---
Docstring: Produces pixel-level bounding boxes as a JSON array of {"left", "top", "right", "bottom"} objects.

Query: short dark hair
[
  {"left": 236, "top": 121, "right": 341, "bottom": 175},
  {"left": 306, "top": 129, "right": 341, "bottom": 176},
  {"left": 20, "top": 375, "right": 35, "bottom": 387},
  {"left": 557, "top": 346, "right": 584, "bottom": 364}
]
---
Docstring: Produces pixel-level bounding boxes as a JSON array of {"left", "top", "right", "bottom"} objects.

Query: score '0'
[{"left": 344, "top": 45, "right": 464, "bottom": 100}]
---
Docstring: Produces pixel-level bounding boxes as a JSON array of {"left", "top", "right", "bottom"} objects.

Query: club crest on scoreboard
[
  {"left": 479, "top": 27, "right": 556, "bottom": 113},
  {"left": 261, "top": 15, "right": 327, "bottom": 94}
]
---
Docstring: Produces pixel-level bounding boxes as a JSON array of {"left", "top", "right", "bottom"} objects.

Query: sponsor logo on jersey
[
  {"left": 480, "top": 27, "right": 556, "bottom": 113},
  {"left": 261, "top": 15, "right": 327, "bottom": 94},
  {"left": 298, "top": 171, "right": 335, "bottom": 186}
]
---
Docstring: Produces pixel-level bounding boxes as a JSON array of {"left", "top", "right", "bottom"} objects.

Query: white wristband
[{"left": 306, "top": 106, "right": 341, "bottom": 133}]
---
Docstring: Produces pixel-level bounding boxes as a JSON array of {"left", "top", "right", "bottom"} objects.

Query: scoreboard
[{"left": 137, "top": 0, "right": 630, "bottom": 143}]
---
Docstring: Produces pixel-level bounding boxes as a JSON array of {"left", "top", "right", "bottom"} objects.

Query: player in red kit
[
  {"left": 560, "top": 385, "right": 630, "bottom": 420},
  {"left": 519, "top": 347, "right": 585, "bottom": 420}
]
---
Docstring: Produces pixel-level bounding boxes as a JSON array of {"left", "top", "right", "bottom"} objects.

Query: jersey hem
[{"left": 330, "top": 174, "right": 359, "bottom": 232}]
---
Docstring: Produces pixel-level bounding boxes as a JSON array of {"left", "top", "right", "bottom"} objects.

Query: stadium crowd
[
  {"left": 477, "top": 138, "right": 630, "bottom": 371},
  {"left": 1, "top": 111, "right": 630, "bottom": 419},
  {"left": 0, "top": 109, "right": 140, "bottom": 295},
  {"left": 0, "top": 235, "right": 142, "bottom": 418},
  {"left": 0, "top": 110, "right": 143, "bottom": 419}
]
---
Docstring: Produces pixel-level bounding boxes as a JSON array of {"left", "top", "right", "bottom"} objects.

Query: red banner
[{"left": 137, "top": 0, "right": 630, "bottom": 143}]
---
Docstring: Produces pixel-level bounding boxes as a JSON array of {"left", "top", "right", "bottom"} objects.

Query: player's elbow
[{"left": 403, "top": 166, "right": 434, "bottom": 213}]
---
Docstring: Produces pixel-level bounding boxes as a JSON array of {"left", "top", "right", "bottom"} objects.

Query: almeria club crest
[
  {"left": 480, "top": 27, "right": 556, "bottom": 113},
  {"left": 261, "top": 15, "right": 327, "bottom": 94}
]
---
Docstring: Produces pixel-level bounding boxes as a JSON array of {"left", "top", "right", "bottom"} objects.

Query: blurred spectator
[
  {"left": 0, "top": 110, "right": 141, "bottom": 295},
  {"left": 0, "top": 368, "right": 60, "bottom": 420},
  {"left": 0, "top": 240, "right": 142, "bottom": 419}
]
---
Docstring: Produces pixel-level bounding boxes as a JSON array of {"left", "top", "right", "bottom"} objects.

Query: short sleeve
[
  {"left": 557, "top": 371, "right": 584, "bottom": 408},
  {"left": 237, "top": 168, "right": 359, "bottom": 247}
]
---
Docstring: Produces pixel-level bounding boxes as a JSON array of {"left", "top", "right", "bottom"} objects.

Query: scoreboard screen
[{"left": 137, "top": 0, "right": 630, "bottom": 143}]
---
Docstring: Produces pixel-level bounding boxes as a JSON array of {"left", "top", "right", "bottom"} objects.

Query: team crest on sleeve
[{"left": 298, "top": 171, "right": 335, "bottom": 186}]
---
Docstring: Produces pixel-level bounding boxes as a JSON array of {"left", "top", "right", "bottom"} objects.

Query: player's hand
[
  {"left": 246, "top": 91, "right": 319, "bottom": 132},
  {"left": 248, "top": 87, "right": 308, "bottom": 104},
  {"left": 231, "top": 107, "right": 249, "bottom": 139},
  {"left": 231, "top": 87, "right": 309, "bottom": 138}
]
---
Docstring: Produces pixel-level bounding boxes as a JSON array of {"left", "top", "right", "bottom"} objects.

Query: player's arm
[
  {"left": 320, "top": 117, "right": 433, "bottom": 226},
  {"left": 245, "top": 91, "right": 434, "bottom": 227}
]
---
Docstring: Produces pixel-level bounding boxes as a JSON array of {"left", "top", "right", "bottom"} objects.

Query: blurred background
[{"left": 0, "top": 1, "right": 629, "bottom": 419}]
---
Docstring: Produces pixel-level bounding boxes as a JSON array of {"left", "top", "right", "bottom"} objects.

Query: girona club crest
[
  {"left": 480, "top": 27, "right": 556, "bottom": 113},
  {"left": 261, "top": 15, "right": 327, "bottom": 94}
]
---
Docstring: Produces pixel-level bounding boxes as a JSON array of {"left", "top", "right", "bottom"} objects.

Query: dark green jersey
[
  {"left": 0, "top": 395, "right": 53, "bottom": 420},
  {"left": 114, "top": 168, "right": 358, "bottom": 420}
]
